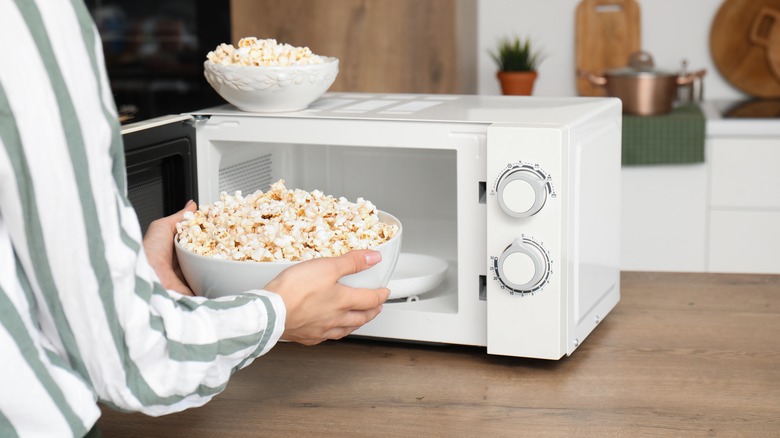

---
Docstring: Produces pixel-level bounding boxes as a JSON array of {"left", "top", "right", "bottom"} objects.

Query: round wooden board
[
  {"left": 723, "top": 99, "right": 780, "bottom": 118},
  {"left": 710, "top": 0, "right": 780, "bottom": 97}
]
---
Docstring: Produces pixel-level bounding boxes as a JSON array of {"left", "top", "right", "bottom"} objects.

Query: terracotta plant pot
[{"left": 497, "top": 71, "right": 538, "bottom": 95}]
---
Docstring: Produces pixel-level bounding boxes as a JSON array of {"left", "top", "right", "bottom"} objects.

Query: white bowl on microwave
[
  {"left": 203, "top": 57, "right": 339, "bottom": 112},
  {"left": 175, "top": 210, "right": 402, "bottom": 299}
]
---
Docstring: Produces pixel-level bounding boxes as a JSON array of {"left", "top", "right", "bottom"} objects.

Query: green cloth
[{"left": 622, "top": 103, "right": 705, "bottom": 166}]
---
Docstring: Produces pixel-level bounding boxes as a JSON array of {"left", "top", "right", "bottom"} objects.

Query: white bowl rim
[{"left": 175, "top": 210, "right": 402, "bottom": 267}]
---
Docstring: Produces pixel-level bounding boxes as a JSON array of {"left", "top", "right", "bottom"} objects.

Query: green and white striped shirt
[{"left": 0, "top": 1, "right": 285, "bottom": 436}]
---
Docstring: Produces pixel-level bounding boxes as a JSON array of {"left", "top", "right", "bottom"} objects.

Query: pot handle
[
  {"left": 576, "top": 69, "right": 607, "bottom": 86},
  {"left": 676, "top": 69, "right": 706, "bottom": 85}
]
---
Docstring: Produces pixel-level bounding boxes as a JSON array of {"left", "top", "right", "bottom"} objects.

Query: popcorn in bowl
[
  {"left": 174, "top": 180, "right": 402, "bottom": 298},
  {"left": 207, "top": 37, "right": 324, "bottom": 67},
  {"left": 176, "top": 179, "right": 399, "bottom": 262},
  {"left": 203, "top": 37, "right": 339, "bottom": 112}
]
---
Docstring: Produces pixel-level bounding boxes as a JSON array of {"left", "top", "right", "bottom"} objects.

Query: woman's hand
[
  {"left": 264, "top": 250, "right": 390, "bottom": 345},
  {"left": 143, "top": 200, "right": 198, "bottom": 296}
]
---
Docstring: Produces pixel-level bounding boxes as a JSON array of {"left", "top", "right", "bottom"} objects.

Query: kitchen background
[
  {"left": 87, "top": 0, "right": 780, "bottom": 274},
  {"left": 477, "top": 0, "right": 743, "bottom": 99},
  {"left": 86, "top": 0, "right": 759, "bottom": 107}
]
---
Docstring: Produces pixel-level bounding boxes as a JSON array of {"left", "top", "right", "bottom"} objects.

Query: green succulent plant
[{"left": 490, "top": 36, "right": 544, "bottom": 72}]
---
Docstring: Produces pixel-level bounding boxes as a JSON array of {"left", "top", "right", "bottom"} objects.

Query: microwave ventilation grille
[{"left": 218, "top": 154, "right": 273, "bottom": 195}]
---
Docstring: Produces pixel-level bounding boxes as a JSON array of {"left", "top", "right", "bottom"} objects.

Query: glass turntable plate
[{"left": 387, "top": 253, "right": 448, "bottom": 300}]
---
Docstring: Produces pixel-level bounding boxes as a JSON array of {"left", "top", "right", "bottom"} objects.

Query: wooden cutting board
[
  {"left": 576, "top": 0, "right": 641, "bottom": 96},
  {"left": 724, "top": 99, "right": 780, "bottom": 118},
  {"left": 710, "top": 0, "right": 780, "bottom": 98}
]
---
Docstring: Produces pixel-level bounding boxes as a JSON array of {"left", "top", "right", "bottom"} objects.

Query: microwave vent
[{"left": 219, "top": 154, "right": 273, "bottom": 195}]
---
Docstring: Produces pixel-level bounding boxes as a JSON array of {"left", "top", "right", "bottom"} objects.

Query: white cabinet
[
  {"left": 621, "top": 102, "right": 780, "bottom": 274},
  {"left": 709, "top": 138, "right": 780, "bottom": 208},
  {"left": 709, "top": 211, "right": 780, "bottom": 273},
  {"left": 707, "top": 137, "right": 780, "bottom": 273},
  {"left": 621, "top": 165, "right": 708, "bottom": 272}
]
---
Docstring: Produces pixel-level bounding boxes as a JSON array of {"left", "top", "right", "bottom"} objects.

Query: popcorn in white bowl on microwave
[
  {"left": 207, "top": 37, "right": 324, "bottom": 67},
  {"left": 203, "top": 37, "right": 338, "bottom": 112},
  {"left": 174, "top": 180, "right": 402, "bottom": 298}
]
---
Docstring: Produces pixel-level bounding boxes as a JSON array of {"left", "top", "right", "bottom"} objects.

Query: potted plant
[{"left": 490, "top": 36, "right": 544, "bottom": 95}]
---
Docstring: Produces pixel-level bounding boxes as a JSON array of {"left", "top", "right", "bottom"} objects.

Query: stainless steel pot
[{"left": 579, "top": 52, "right": 706, "bottom": 116}]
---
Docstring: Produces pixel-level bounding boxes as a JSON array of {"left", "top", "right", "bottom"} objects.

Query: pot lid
[{"left": 606, "top": 51, "right": 677, "bottom": 77}]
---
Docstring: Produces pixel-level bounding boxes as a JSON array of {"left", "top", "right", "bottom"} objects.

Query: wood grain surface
[
  {"left": 230, "top": 0, "right": 462, "bottom": 94},
  {"left": 97, "top": 272, "right": 780, "bottom": 437},
  {"left": 575, "top": 0, "right": 641, "bottom": 96},
  {"left": 710, "top": 0, "right": 780, "bottom": 97}
]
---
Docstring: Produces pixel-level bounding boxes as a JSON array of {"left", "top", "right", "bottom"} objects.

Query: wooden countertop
[{"left": 98, "top": 272, "right": 780, "bottom": 437}]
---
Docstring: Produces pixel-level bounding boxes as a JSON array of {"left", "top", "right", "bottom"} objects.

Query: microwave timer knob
[
  {"left": 491, "top": 236, "right": 552, "bottom": 295},
  {"left": 494, "top": 164, "right": 554, "bottom": 218}
]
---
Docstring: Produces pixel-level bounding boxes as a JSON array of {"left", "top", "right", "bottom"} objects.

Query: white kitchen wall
[{"left": 477, "top": 0, "right": 745, "bottom": 100}]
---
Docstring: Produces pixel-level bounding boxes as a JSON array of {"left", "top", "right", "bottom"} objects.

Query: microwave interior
[
  {"left": 210, "top": 139, "right": 461, "bottom": 308},
  {"left": 194, "top": 111, "right": 495, "bottom": 349}
]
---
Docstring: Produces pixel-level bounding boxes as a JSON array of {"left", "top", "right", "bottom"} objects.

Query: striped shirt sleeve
[{"left": 0, "top": 1, "right": 286, "bottom": 436}]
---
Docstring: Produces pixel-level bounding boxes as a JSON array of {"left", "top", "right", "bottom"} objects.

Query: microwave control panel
[
  {"left": 486, "top": 124, "right": 565, "bottom": 359},
  {"left": 489, "top": 159, "right": 558, "bottom": 295},
  {"left": 490, "top": 163, "right": 556, "bottom": 292}
]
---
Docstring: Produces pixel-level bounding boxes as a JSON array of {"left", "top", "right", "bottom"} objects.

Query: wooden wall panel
[{"left": 230, "top": 0, "right": 463, "bottom": 93}]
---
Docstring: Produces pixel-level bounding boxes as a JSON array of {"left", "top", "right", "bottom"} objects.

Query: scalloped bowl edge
[{"left": 203, "top": 57, "right": 339, "bottom": 112}]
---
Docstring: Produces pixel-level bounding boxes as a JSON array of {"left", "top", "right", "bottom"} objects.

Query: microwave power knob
[
  {"left": 494, "top": 237, "right": 551, "bottom": 294},
  {"left": 496, "top": 169, "right": 548, "bottom": 218}
]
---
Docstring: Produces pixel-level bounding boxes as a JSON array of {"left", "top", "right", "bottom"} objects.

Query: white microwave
[{"left": 123, "top": 93, "right": 622, "bottom": 360}]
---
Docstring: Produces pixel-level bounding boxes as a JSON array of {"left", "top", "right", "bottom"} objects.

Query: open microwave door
[{"left": 121, "top": 115, "right": 197, "bottom": 234}]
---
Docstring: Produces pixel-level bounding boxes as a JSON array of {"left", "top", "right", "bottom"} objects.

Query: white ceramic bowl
[
  {"left": 203, "top": 57, "right": 339, "bottom": 112},
  {"left": 175, "top": 211, "right": 402, "bottom": 298}
]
